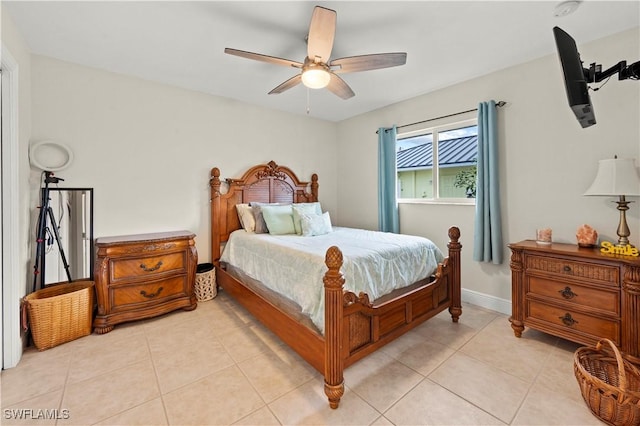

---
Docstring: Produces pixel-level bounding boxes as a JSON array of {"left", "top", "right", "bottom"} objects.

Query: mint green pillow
[
  {"left": 261, "top": 205, "right": 296, "bottom": 235},
  {"left": 292, "top": 202, "right": 322, "bottom": 235}
]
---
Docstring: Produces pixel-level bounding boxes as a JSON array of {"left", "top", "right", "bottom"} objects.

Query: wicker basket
[
  {"left": 194, "top": 263, "right": 217, "bottom": 302},
  {"left": 574, "top": 338, "right": 640, "bottom": 426},
  {"left": 23, "top": 281, "right": 95, "bottom": 350}
]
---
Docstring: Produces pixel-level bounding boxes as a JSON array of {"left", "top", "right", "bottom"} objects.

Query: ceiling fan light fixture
[{"left": 301, "top": 66, "right": 331, "bottom": 89}]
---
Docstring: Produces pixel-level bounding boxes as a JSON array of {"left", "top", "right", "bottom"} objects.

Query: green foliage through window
[{"left": 453, "top": 163, "right": 477, "bottom": 198}]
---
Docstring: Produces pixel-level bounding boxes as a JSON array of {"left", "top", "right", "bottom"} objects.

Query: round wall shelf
[{"left": 29, "top": 140, "right": 74, "bottom": 171}]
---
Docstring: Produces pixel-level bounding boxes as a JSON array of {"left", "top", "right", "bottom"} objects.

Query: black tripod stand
[{"left": 32, "top": 171, "right": 72, "bottom": 292}]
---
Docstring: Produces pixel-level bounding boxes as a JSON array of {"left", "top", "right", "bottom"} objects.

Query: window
[{"left": 396, "top": 119, "right": 478, "bottom": 202}]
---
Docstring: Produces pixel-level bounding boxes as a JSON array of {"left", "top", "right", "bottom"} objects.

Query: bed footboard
[{"left": 322, "top": 226, "right": 461, "bottom": 409}]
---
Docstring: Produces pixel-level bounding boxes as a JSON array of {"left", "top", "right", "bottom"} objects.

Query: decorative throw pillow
[
  {"left": 251, "top": 202, "right": 291, "bottom": 234},
  {"left": 261, "top": 205, "right": 296, "bottom": 235},
  {"left": 251, "top": 202, "right": 275, "bottom": 234},
  {"left": 292, "top": 202, "right": 322, "bottom": 235},
  {"left": 235, "top": 203, "right": 255, "bottom": 233},
  {"left": 300, "top": 211, "right": 332, "bottom": 237}
]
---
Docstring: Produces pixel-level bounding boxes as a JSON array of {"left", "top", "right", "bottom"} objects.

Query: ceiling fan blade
[
  {"left": 224, "top": 48, "right": 302, "bottom": 68},
  {"left": 326, "top": 73, "right": 355, "bottom": 99},
  {"left": 330, "top": 53, "right": 407, "bottom": 74},
  {"left": 268, "top": 74, "right": 303, "bottom": 95},
  {"left": 307, "top": 6, "right": 336, "bottom": 63}
]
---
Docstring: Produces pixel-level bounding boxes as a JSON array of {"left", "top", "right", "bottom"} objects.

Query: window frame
[{"left": 396, "top": 117, "right": 478, "bottom": 205}]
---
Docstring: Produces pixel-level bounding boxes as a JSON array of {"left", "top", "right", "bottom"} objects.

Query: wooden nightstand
[
  {"left": 509, "top": 240, "right": 640, "bottom": 360},
  {"left": 93, "top": 231, "right": 198, "bottom": 333}
]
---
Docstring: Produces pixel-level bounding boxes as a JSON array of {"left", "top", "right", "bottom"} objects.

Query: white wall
[
  {"left": 336, "top": 28, "right": 640, "bottom": 311},
  {"left": 1, "top": 8, "right": 33, "bottom": 367},
  {"left": 29, "top": 56, "right": 339, "bottom": 263},
  {"left": 7, "top": 19, "right": 640, "bottom": 370}
]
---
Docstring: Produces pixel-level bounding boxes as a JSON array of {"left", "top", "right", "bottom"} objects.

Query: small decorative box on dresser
[
  {"left": 93, "top": 231, "right": 198, "bottom": 333},
  {"left": 509, "top": 240, "right": 640, "bottom": 361}
]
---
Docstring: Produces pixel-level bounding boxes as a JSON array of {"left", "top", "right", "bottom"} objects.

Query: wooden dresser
[
  {"left": 509, "top": 240, "right": 640, "bottom": 360},
  {"left": 93, "top": 231, "right": 198, "bottom": 333}
]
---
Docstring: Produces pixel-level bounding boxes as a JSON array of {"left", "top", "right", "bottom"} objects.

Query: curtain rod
[{"left": 376, "top": 100, "right": 506, "bottom": 134}]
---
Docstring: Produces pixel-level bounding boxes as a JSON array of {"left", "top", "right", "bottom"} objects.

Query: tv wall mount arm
[{"left": 585, "top": 60, "right": 640, "bottom": 83}]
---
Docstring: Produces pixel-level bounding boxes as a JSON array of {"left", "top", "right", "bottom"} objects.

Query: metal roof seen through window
[{"left": 397, "top": 136, "right": 478, "bottom": 170}]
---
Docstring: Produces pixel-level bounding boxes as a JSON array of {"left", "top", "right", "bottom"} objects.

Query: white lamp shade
[
  {"left": 301, "top": 69, "right": 331, "bottom": 89},
  {"left": 584, "top": 158, "right": 640, "bottom": 196}
]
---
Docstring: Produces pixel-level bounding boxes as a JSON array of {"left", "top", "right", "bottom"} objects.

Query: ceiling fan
[{"left": 224, "top": 6, "right": 407, "bottom": 99}]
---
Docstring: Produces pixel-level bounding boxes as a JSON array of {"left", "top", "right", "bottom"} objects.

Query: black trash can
[{"left": 194, "top": 263, "right": 216, "bottom": 301}]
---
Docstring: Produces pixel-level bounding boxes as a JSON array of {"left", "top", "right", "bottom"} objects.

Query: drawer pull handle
[
  {"left": 140, "top": 261, "right": 163, "bottom": 272},
  {"left": 559, "top": 286, "right": 577, "bottom": 299},
  {"left": 140, "top": 287, "right": 163, "bottom": 299},
  {"left": 559, "top": 313, "right": 578, "bottom": 327},
  {"left": 563, "top": 265, "right": 572, "bottom": 273}
]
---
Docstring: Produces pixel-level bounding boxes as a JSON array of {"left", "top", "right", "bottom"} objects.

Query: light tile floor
[{"left": 1, "top": 291, "right": 605, "bottom": 425}]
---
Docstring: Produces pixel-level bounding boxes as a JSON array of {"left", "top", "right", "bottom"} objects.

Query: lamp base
[{"left": 615, "top": 195, "right": 634, "bottom": 247}]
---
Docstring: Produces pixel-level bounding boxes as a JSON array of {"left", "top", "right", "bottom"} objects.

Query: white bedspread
[{"left": 219, "top": 227, "right": 445, "bottom": 333}]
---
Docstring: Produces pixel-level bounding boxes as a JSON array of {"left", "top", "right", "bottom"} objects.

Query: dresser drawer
[
  {"left": 111, "top": 276, "right": 187, "bottom": 309},
  {"left": 110, "top": 252, "right": 186, "bottom": 282},
  {"left": 527, "top": 276, "right": 619, "bottom": 315},
  {"left": 526, "top": 300, "right": 619, "bottom": 344},
  {"left": 525, "top": 255, "right": 619, "bottom": 287}
]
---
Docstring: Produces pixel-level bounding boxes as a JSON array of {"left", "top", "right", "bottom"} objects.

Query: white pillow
[
  {"left": 300, "top": 212, "right": 332, "bottom": 237},
  {"left": 292, "top": 202, "right": 322, "bottom": 235},
  {"left": 235, "top": 204, "right": 255, "bottom": 233}
]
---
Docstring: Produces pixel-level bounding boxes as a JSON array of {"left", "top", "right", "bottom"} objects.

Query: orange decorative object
[
  {"left": 577, "top": 224, "right": 598, "bottom": 247},
  {"left": 536, "top": 228, "right": 553, "bottom": 245}
]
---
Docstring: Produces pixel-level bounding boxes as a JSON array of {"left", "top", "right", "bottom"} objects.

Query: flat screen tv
[{"left": 553, "top": 26, "right": 595, "bottom": 128}]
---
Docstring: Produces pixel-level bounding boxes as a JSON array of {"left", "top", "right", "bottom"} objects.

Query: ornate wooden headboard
[{"left": 209, "top": 160, "right": 319, "bottom": 264}]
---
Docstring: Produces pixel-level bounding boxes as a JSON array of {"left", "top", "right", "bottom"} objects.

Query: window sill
[{"left": 398, "top": 198, "right": 476, "bottom": 206}]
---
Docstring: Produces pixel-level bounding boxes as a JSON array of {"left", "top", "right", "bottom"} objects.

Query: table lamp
[{"left": 584, "top": 157, "right": 640, "bottom": 246}]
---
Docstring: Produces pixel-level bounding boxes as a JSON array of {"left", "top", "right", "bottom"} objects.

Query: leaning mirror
[{"left": 41, "top": 188, "right": 94, "bottom": 285}]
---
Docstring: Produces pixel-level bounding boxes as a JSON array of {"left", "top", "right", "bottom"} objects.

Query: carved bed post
[
  {"left": 310, "top": 173, "right": 319, "bottom": 201},
  {"left": 324, "top": 246, "right": 345, "bottom": 409},
  {"left": 209, "top": 167, "right": 222, "bottom": 265},
  {"left": 447, "top": 226, "right": 462, "bottom": 322}
]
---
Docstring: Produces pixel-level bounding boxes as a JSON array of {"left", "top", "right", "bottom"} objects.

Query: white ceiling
[{"left": 4, "top": 1, "right": 639, "bottom": 122}]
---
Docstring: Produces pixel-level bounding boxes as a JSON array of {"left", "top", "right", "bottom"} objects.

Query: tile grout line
[
  {"left": 143, "top": 320, "right": 171, "bottom": 426},
  {"left": 55, "top": 349, "right": 73, "bottom": 426}
]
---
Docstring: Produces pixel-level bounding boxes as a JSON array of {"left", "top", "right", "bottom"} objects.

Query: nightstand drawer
[
  {"left": 525, "top": 255, "right": 619, "bottom": 287},
  {"left": 527, "top": 276, "right": 619, "bottom": 315},
  {"left": 110, "top": 252, "right": 186, "bottom": 282},
  {"left": 111, "top": 276, "right": 187, "bottom": 308},
  {"left": 526, "top": 300, "right": 619, "bottom": 344}
]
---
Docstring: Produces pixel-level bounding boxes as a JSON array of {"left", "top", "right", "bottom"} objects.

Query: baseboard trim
[{"left": 461, "top": 288, "right": 511, "bottom": 316}]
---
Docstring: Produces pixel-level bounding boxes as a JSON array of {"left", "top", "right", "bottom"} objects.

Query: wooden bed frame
[{"left": 209, "top": 161, "right": 462, "bottom": 408}]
